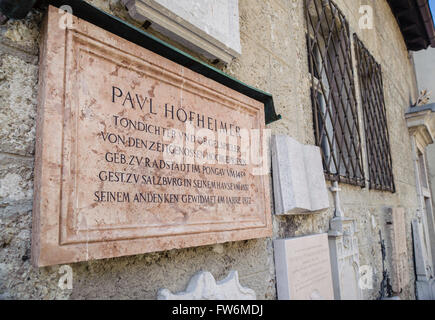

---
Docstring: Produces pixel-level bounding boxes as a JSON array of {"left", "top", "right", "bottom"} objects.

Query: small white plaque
[{"left": 274, "top": 234, "right": 334, "bottom": 300}]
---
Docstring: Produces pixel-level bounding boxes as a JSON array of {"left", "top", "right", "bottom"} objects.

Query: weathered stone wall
[{"left": 0, "top": 0, "right": 420, "bottom": 300}]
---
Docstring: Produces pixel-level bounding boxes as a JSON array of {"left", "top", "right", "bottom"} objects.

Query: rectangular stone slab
[
  {"left": 274, "top": 234, "right": 334, "bottom": 300},
  {"left": 31, "top": 6, "right": 272, "bottom": 267},
  {"left": 271, "top": 135, "right": 329, "bottom": 215},
  {"left": 122, "top": 0, "right": 242, "bottom": 64}
]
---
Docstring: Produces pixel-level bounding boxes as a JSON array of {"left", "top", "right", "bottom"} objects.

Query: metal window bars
[
  {"left": 354, "top": 34, "right": 395, "bottom": 193},
  {"left": 305, "top": 0, "right": 365, "bottom": 187}
]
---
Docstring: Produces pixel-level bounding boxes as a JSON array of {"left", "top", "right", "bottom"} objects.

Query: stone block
[
  {"left": 271, "top": 135, "right": 329, "bottom": 214},
  {"left": 157, "top": 270, "right": 256, "bottom": 300},
  {"left": 274, "top": 233, "right": 334, "bottom": 300}
]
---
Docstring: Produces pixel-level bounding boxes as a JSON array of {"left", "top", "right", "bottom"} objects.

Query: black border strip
[{"left": 45, "top": 0, "right": 281, "bottom": 124}]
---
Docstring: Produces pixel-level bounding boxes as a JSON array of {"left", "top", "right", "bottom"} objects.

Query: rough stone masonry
[{"left": 0, "top": 0, "right": 421, "bottom": 300}]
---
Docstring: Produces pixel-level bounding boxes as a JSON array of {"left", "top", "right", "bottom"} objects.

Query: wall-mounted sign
[{"left": 31, "top": 6, "right": 272, "bottom": 267}]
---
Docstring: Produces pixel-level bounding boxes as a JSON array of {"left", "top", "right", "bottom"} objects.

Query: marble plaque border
[{"left": 31, "top": 6, "right": 272, "bottom": 267}]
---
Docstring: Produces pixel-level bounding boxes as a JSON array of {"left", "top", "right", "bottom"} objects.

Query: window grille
[
  {"left": 305, "top": 0, "right": 365, "bottom": 187},
  {"left": 354, "top": 34, "right": 395, "bottom": 192}
]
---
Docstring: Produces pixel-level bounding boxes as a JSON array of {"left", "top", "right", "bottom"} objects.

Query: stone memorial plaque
[
  {"left": 31, "top": 6, "right": 272, "bottom": 267},
  {"left": 123, "top": 0, "right": 241, "bottom": 64},
  {"left": 274, "top": 234, "right": 334, "bottom": 300}
]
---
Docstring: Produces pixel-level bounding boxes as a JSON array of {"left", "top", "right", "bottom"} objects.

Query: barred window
[
  {"left": 305, "top": 0, "right": 365, "bottom": 187},
  {"left": 354, "top": 35, "right": 395, "bottom": 193}
]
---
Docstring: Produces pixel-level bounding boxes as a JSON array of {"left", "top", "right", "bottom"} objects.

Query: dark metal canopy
[
  {"left": 388, "top": 0, "right": 435, "bottom": 51},
  {"left": 0, "top": 0, "right": 36, "bottom": 19}
]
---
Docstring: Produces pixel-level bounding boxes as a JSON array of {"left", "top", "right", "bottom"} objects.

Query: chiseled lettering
[{"left": 94, "top": 191, "right": 130, "bottom": 203}]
